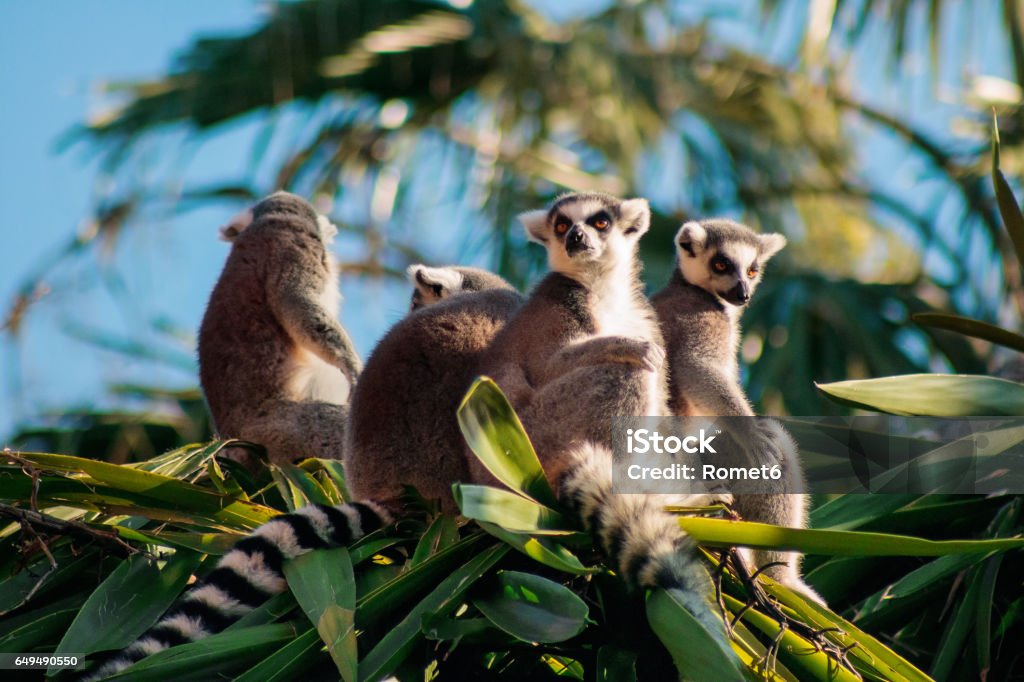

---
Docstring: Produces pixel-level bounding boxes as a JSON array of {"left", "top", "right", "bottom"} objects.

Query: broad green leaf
[
  {"left": 357, "top": 532, "right": 492, "bottom": 628},
  {"left": 675, "top": 516, "right": 1024, "bottom": 555},
  {"left": 234, "top": 627, "right": 324, "bottom": 682},
  {"left": 457, "top": 377, "right": 559, "bottom": 507},
  {"left": 885, "top": 553, "right": 989, "bottom": 601},
  {"left": 56, "top": 550, "right": 203, "bottom": 657},
  {"left": 0, "top": 595, "right": 84, "bottom": 653},
  {"left": 116, "top": 527, "right": 240, "bottom": 555},
  {"left": 810, "top": 493, "right": 917, "bottom": 530},
  {"left": 647, "top": 589, "right": 743, "bottom": 681},
  {"left": 349, "top": 536, "right": 405, "bottom": 566},
  {"left": 205, "top": 455, "right": 248, "bottom": 500},
  {"left": 0, "top": 544, "right": 100, "bottom": 615},
  {"left": 102, "top": 623, "right": 300, "bottom": 681},
  {"left": 316, "top": 459, "right": 352, "bottom": 502},
  {"left": 228, "top": 591, "right": 298, "bottom": 630},
  {"left": 129, "top": 440, "right": 229, "bottom": 478},
  {"left": 453, "top": 484, "right": 573, "bottom": 534},
  {"left": 543, "top": 654, "right": 585, "bottom": 678},
  {"left": 912, "top": 312, "right": 1024, "bottom": 353},
  {"left": 930, "top": 563, "right": 984, "bottom": 679},
  {"left": 477, "top": 521, "right": 594, "bottom": 575},
  {"left": 992, "top": 115, "right": 1024, "bottom": 272},
  {"left": 13, "top": 452, "right": 277, "bottom": 529},
  {"left": 410, "top": 514, "right": 461, "bottom": 566},
  {"left": 270, "top": 462, "right": 333, "bottom": 511},
  {"left": 472, "top": 570, "right": 588, "bottom": 644},
  {"left": 420, "top": 612, "right": 505, "bottom": 643},
  {"left": 283, "top": 547, "right": 357, "bottom": 682},
  {"left": 816, "top": 374, "right": 1024, "bottom": 416},
  {"left": 358, "top": 543, "right": 508, "bottom": 681}
]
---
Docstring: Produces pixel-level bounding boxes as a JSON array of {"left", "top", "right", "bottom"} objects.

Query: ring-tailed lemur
[
  {"left": 198, "top": 192, "right": 361, "bottom": 469},
  {"left": 83, "top": 264, "right": 513, "bottom": 679},
  {"left": 475, "top": 193, "right": 727, "bottom": 637},
  {"left": 344, "top": 265, "right": 524, "bottom": 514},
  {"left": 651, "top": 219, "right": 822, "bottom": 602}
]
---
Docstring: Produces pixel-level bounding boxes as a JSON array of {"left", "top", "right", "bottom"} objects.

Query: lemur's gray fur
[
  {"left": 476, "top": 193, "right": 727, "bottom": 638},
  {"left": 345, "top": 265, "right": 524, "bottom": 514},
  {"left": 652, "top": 218, "right": 821, "bottom": 602},
  {"left": 198, "top": 192, "right": 361, "bottom": 469}
]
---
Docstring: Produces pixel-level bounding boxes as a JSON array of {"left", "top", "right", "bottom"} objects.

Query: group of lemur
[{"left": 84, "top": 190, "right": 819, "bottom": 679}]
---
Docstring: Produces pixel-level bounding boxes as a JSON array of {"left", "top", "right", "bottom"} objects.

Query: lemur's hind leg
[
  {"left": 732, "top": 420, "right": 823, "bottom": 604},
  {"left": 226, "top": 400, "right": 348, "bottom": 468}
]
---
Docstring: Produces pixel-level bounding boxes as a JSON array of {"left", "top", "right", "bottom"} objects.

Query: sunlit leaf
[
  {"left": 472, "top": 570, "right": 588, "bottom": 644},
  {"left": 817, "top": 374, "right": 1024, "bottom": 416}
]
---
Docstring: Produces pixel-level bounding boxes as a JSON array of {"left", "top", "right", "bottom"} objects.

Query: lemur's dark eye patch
[
  {"left": 587, "top": 211, "right": 611, "bottom": 230},
  {"left": 554, "top": 215, "right": 572, "bottom": 235},
  {"left": 712, "top": 256, "right": 732, "bottom": 274}
]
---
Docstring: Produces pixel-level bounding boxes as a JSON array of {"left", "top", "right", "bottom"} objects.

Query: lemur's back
[
  {"left": 200, "top": 225, "right": 323, "bottom": 425},
  {"left": 345, "top": 287, "right": 523, "bottom": 513}
]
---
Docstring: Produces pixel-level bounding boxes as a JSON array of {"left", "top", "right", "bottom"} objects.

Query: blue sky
[
  {"left": 1, "top": 2, "right": 259, "bottom": 436},
  {"left": 0, "top": 0, "right": 613, "bottom": 440},
  {"left": 0, "top": 1, "right": 1015, "bottom": 441}
]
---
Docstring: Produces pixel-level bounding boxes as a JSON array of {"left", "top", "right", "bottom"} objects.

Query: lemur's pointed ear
[
  {"left": 620, "top": 198, "right": 651, "bottom": 236},
  {"left": 518, "top": 209, "right": 550, "bottom": 244},
  {"left": 219, "top": 209, "right": 254, "bottom": 242},
  {"left": 759, "top": 233, "right": 787, "bottom": 260},
  {"left": 675, "top": 221, "right": 707, "bottom": 257},
  {"left": 406, "top": 265, "right": 464, "bottom": 297}
]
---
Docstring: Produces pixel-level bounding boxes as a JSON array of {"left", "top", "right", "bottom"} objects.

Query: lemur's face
[
  {"left": 675, "top": 220, "right": 786, "bottom": 306},
  {"left": 519, "top": 193, "right": 650, "bottom": 280}
]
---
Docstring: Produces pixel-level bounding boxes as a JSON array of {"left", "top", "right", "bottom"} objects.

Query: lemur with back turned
[
  {"left": 198, "top": 191, "right": 361, "bottom": 469},
  {"left": 344, "top": 264, "right": 524, "bottom": 514},
  {"left": 652, "top": 218, "right": 822, "bottom": 602}
]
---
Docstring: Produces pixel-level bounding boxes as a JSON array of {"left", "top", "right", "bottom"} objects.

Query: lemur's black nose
[
  {"left": 724, "top": 282, "right": 750, "bottom": 305},
  {"left": 566, "top": 225, "right": 589, "bottom": 254}
]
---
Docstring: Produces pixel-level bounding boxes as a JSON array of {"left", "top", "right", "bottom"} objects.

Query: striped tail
[
  {"left": 557, "top": 443, "right": 727, "bottom": 639},
  {"left": 82, "top": 501, "right": 391, "bottom": 681}
]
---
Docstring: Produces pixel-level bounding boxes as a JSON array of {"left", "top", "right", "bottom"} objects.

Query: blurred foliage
[{"left": 8, "top": 0, "right": 1024, "bottom": 430}]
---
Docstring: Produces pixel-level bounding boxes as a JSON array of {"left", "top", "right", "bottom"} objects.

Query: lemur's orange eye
[
  {"left": 713, "top": 261, "right": 728, "bottom": 273},
  {"left": 747, "top": 267, "right": 758, "bottom": 278},
  {"left": 554, "top": 218, "right": 571, "bottom": 235},
  {"left": 593, "top": 218, "right": 610, "bottom": 229}
]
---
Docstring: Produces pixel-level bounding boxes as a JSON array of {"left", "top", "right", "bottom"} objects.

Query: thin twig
[{"left": 0, "top": 503, "right": 139, "bottom": 558}]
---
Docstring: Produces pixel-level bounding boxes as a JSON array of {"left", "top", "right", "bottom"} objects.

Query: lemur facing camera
[
  {"left": 476, "top": 193, "right": 727, "bottom": 637},
  {"left": 344, "top": 265, "right": 524, "bottom": 514},
  {"left": 198, "top": 192, "right": 361, "bottom": 469},
  {"left": 652, "top": 218, "right": 821, "bottom": 602}
]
